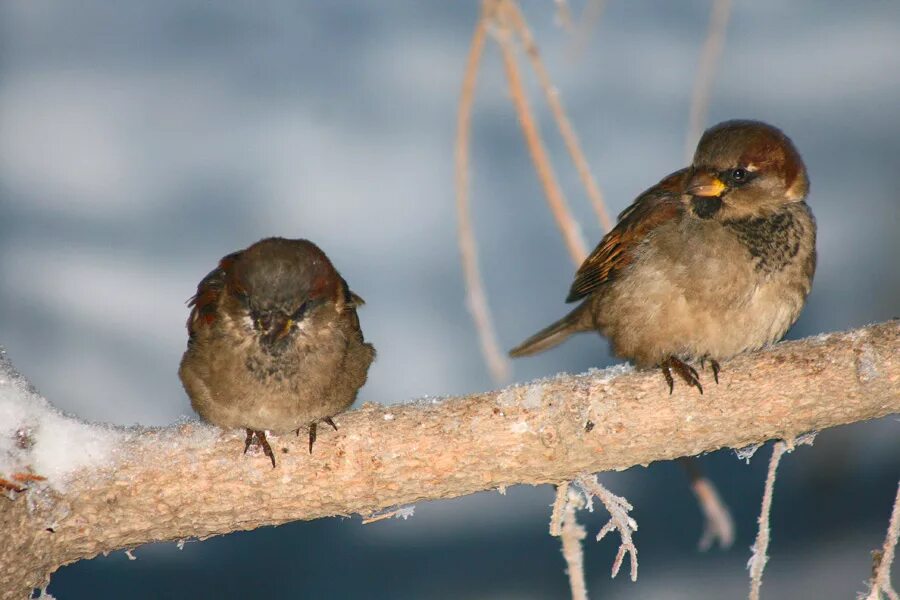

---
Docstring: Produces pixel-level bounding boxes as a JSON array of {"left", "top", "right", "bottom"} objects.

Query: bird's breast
[{"left": 722, "top": 203, "right": 814, "bottom": 276}]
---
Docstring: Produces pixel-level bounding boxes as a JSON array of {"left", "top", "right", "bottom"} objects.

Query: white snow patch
[
  {"left": 510, "top": 421, "right": 530, "bottom": 434},
  {"left": 495, "top": 387, "right": 518, "bottom": 407},
  {"left": 0, "top": 350, "right": 130, "bottom": 491},
  {"left": 522, "top": 385, "right": 543, "bottom": 409},
  {"left": 586, "top": 363, "right": 634, "bottom": 383}
]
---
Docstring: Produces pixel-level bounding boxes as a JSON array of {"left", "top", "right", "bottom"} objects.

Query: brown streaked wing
[
  {"left": 565, "top": 169, "right": 687, "bottom": 303},
  {"left": 186, "top": 251, "right": 243, "bottom": 337}
]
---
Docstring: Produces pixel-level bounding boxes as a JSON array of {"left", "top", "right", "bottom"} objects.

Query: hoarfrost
[{"left": 734, "top": 443, "right": 762, "bottom": 464}]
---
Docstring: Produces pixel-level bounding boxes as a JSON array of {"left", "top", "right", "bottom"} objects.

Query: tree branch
[{"left": 2, "top": 321, "right": 898, "bottom": 597}]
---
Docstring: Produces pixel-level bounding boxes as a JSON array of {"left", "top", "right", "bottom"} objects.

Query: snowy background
[{"left": 1, "top": 0, "right": 898, "bottom": 598}]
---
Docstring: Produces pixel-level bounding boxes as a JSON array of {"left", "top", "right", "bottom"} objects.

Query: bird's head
[
  {"left": 685, "top": 120, "right": 808, "bottom": 221},
  {"left": 224, "top": 237, "right": 343, "bottom": 352}
]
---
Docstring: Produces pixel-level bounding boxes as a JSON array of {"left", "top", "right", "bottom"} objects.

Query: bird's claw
[
  {"left": 243, "top": 429, "right": 276, "bottom": 468},
  {"left": 308, "top": 416, "right": 338, "bottom": 454},
  {"left": 661, "top": 357, "right": 704, "bottom": 394}
]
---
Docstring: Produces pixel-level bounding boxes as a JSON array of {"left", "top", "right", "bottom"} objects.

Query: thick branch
[{"left": 2, "top": 321, "right": 898, "bottom": 597}]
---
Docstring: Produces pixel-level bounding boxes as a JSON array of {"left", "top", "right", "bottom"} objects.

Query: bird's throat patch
[{"left": 691, "top": 196, "right": 723, "bottom": 219}]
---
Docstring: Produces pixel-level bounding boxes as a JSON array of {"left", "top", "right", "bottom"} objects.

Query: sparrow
[
  {"left": 179, "top": 237, "right": 376, "bottom": 467},
  {"left": 510, "top": 120, "right": 816, "bottom": 393}
]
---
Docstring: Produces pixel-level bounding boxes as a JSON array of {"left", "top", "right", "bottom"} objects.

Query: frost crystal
[{"left": 734, "top": 443, "right": 762, "bottom": 464}]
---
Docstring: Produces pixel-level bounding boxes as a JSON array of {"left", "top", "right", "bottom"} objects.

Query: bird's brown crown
[
  {"left": 227, "top": 237, "right": 340, "bottom": 315},
  {"left": 687, "top": 120, "right": 809, "bottom": 221}
]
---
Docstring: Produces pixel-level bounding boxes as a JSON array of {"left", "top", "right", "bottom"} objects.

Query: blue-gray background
[{"left": 1, "top": 1, "right": 898, "bottom": 598}]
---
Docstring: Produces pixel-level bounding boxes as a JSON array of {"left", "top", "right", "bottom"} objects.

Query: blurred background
[{"left": 1, "top": 0, "right": 898, "bottom": 598}]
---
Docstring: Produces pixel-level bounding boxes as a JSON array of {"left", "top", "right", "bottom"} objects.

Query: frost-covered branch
[
  {"left": 558, "top": 486, "right": 589, "bottom": 600},
  {"left": 863, "top": 481, "right": 900, "bottom": 600},
  {"left": 747, "top": 441, "right": 786, "bottom": 600},
  {"left": 1, "top": 321, "right": 898, "bottom": 597},
  {"left": 577, "top": 475, "right": 639, "bottom": 581},
  {"left": 747, "top": 435, "right": 816, "bottom": 599}
]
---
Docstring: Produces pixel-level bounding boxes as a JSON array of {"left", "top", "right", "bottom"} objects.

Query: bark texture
[{"left": 2, "top": 321, "right": 898, "bottom": 598}]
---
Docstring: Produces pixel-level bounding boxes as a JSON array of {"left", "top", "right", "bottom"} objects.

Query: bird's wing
[
  {"left": 186, "top": 251, "right": 243, "bottom": 338},
  {"left": 566, "top": 168, "right": 687, "bottom": 303}
]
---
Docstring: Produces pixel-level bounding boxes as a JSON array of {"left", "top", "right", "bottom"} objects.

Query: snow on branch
[{"left": 1, "top": 321, "right": 898, "bottom": 596}]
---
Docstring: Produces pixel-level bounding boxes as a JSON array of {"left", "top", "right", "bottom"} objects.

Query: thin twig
[
  {"left": 492, "top": 1, "right": 589, "bottom": 264},
  {"left": 577, "top": 475, "right": 639, "bottom": 581},
  {"left": 550, "top": 482, "right": 569, "bottom": 537},
  {"left": 684, "top": 0, "right": 732, "bottom": 163},
  {"left": 361, "top": 505, "right": 416, "bottom": 525},
  {"left": 692, "top": 475, "right": 736, "bottom": 550},
  {"left": 678, "top": 457, "right": 735, "bottom": 550},
  {"left": 561, "top": 488, "right": 589, "bottom": 600},
  {"left": 864, "top": 481, "right": 900, "bottom": 600},
  {"left": 554, "top": 0, "right": 574, "bottom": 32},
  {"left": 748, "top": 441, "right": 787, "bottom": 600},
  {"left": 505, "top": 1, "right": 613, "bottom": 235},
  {"left": 568, "top": 0, "right": 606, "bottom": 62},
  {"left": 455, "top": 3, "right": 511, "bottom": 383}
]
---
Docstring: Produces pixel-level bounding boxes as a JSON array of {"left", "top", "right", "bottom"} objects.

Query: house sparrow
[
  {"left": 510, "top": 120, "right": 815, "bottom": 393},
  {"left": 179, "top": 237, "right": 375, "bottom": 466}
]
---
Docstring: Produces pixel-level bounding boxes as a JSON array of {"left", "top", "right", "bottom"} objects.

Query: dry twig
[
  {"left": 455, "top": 4, "right": 511, "bottom": 383},
  {"left": 505, "top": 1, "right": 613, "bottom": 234},
  {"left": 748, "top": 441, "right": 786, "bottom": 600},
  {"left": 553, "top": 0, "right": 575, "bottom": 32},
  {"left": 679, "top": 457, "right": 735, "bottom": 550},
  {"left": 578, "top": 475, "right": 639, "bottom": 581},
  {"left": 560, "top": 487, "right": 589, "bottom": 600},
  {"left": 747, "top": 436, "right": 815, "bottom": 600},
  {"left": 550, "top": 482, "right": 569, "bottom": 537},
  {"left": 692, "top": 474, "right": 735, "bottom": 551},
  {"left": 863, "top": 481, "right": 900, "bottom": 600},
  {"left": 491, "top": 0, "right": 588, "bottom": 264},
  {"left": 568, "top": 0, "right": 606, "bottom": 62},
  {"left": 684, "top": 0, "right": 732, "bottom": 162}
]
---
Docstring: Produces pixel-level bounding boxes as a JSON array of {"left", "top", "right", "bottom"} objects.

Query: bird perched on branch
[
  {"left": 510, "top": 120, "right": 815, "bottom": 393},
  {"left": 179, "top": 237, "right": 375, "bottom": 467}
]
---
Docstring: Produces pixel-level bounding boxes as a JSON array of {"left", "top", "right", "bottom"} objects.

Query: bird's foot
[
  {"left": 243, "top": 428, "right": 276, "bottom": 468},
  {"left": 307, "top": 416, "right": 339, "bottom": 454},
  {"left": 661, "top": 357, "right": 703, "bottom": 394},
  {"left": 699, "top": 358, "right": 721, "bottom": 384}
]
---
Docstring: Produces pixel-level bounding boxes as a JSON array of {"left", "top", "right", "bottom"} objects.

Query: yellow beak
[
  {"left": 687, "top": 172, "right": 727, "bottom": 197},
  {"left": 275, "top": 318, "right": 294, "bottom": 341}
]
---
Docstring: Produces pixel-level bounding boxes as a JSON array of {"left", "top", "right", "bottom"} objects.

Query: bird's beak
[
  {"left": 687, "top": 171, "right": 727, "bottom": 197},
  {"left": 261, "top": 316, "right": 295, "bottom": 347}
]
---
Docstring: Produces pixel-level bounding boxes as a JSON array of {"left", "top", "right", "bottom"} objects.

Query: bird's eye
[
  {"left": 728, "top": 168, "right": 748, "bottom": 184},
  {"left": 291, "top": 301, "right": 310, "bottom": 321}
]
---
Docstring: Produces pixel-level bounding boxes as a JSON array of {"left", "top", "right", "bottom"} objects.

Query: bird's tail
[{"left": 509, "top": 302, "right": 593, "bottom": 357}]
